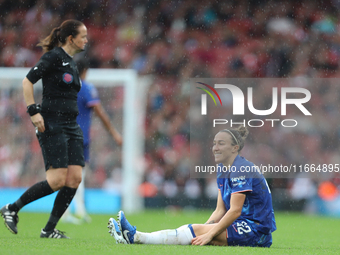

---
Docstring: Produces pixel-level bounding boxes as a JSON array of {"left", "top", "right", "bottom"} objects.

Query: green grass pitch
[{"left": 1, "top": 210, "right": 339, "bottom": 255}]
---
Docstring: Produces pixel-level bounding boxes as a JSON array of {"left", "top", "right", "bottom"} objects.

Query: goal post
[{"left": 0, "top": 67, "right": 149, "bottom": 214}]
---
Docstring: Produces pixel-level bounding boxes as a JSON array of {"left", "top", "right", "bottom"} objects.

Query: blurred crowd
[{"left": 1, "top": 0, "right": 340, "bottom": 208}]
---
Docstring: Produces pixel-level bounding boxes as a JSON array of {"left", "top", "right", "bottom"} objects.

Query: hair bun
[{"left": 236, "top": 126, "right": 249, "bottom": 140}]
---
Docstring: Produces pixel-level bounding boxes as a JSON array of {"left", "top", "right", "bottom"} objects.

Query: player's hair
[
  {"left": 37, "top": 20, "right": 84, "bottom": 52},
  {"left": 220, "top": 125, "right": 249, "bottom": 152},
  {"left": 76, "top": 58, "right": 89, "bottom": 75}
]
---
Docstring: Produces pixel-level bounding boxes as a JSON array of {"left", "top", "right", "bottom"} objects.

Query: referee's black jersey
[{"left": 26, "top": 47, "right": 81, "bottom": 120}]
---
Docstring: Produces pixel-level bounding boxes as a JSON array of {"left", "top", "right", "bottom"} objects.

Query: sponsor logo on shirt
[
  {"left": 231, "top": 175, "right": 246, "bottom": 187},
  {"left": 231, "top": 176, "right": 246, "bottom": 182}
]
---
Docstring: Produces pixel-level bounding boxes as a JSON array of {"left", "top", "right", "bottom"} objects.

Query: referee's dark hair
[
  {"left": 76, "top": 58, "right": 89, "bottom": 76},
  {"left": 38, "top": 20, "right": 84, "bottom": 52}
]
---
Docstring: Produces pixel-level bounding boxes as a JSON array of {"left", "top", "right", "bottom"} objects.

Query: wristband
[{"left": 27, "top": 104, "right": 41, "bottom": 116}]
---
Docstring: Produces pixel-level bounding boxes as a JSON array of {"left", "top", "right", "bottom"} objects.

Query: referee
[{"left": 1, "top": 20, "right": 88, "bottom": 239}]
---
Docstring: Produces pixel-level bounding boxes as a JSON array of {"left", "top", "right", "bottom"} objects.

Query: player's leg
[
  {"left": 132, "top": 224, "right": 195, "bottom": 245},
  {"left": 109, "top": 211, "right": 195, "bottom": 245},
  {"left": 191, "top": 223, "right": 228, "bottom": 246},
  {"left": 74, "top": 170, "right": 85, "bottom": 215},
  {"left": 131, "top": 223, "right": 227, "bottom": 246},
  {"left": 74, "top": 165, "right": 91, "bottom": 222}
]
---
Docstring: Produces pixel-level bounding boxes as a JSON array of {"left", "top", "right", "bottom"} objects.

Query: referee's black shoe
[
  {"left": 40, "top": 228, "right": 69, "bottom": 239},
  {"left": 0, "top": 204, "right": 19, "bottom": 234}
]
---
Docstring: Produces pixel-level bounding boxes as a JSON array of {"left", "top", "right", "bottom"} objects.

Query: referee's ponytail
[
  {"left": 220, "top": 125, "right": 249, "bottom": 152},
  {"left": 37, "top": 20, "right": 84, "bottom": 52}
]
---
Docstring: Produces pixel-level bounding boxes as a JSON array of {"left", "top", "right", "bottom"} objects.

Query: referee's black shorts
[{"left": 37, "top": 120, "right": 85, "bottom": 171}]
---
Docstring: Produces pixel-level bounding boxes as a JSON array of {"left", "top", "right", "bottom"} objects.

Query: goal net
[{"left": 0, "top": 67, "right": 149, "bottom": 213}]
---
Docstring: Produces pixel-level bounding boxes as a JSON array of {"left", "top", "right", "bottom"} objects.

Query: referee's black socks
[
  {"left": 44, "top": 186, "right": 77, "bottom": 232},
  {"left": 8, "top": 180, "right": 54, "bottom": 212}
]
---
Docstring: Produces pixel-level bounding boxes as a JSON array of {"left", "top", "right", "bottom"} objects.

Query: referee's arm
[{"left": 23, "top": 77, "right": 45, "bottom": 132}]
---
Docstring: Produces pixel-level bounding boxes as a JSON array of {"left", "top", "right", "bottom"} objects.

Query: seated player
[{"left": 107, "top": 126, "right": 277, "bottom": 247}]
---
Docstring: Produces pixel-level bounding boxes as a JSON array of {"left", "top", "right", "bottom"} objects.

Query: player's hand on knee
[
  {"left": 31, "top": 113, "right": 45, "bottom": 132},
  {"left": 191, "top": 233, "right": 213, "bottom": 246}
]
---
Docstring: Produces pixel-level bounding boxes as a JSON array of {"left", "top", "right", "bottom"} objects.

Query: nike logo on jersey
[
  {"left": 123, "top": 230, "right": 130, "bottom": 244},
  {"left": 34, "top": 67, "right": 38, "bottom": 70},
  {"left": 62, "top": 62, "right": 69, "bottom": 66}
]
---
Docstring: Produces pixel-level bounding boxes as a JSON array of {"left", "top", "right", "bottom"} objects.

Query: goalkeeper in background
[{"left": 62, "top": 58, "right": 122, "bottom": 224}]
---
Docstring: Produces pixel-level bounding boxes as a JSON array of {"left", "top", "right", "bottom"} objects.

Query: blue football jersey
[
  {"left": 217, "top": 155, "right": 277, "bottom": 235},
  {"left": 77, "top": 80, "right": 100, "bottom": 147}
]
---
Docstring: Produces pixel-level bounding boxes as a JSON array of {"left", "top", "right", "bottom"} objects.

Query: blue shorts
[
  {"left": 226, "top": 218, "right": 272, "bottom": 247},
  {"left": 83, "top": 142, "right": 90, "bottom": 162}
]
